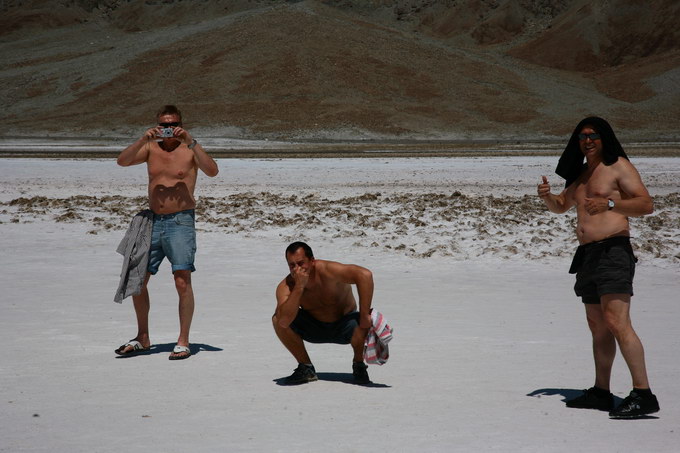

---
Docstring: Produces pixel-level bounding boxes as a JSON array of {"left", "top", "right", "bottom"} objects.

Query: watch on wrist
[
  {"left": 188, "top": 139, "right": 198, "bottom": 149},
  {"left": 607, "top": 199, "right": 615, "bottom": 210}
]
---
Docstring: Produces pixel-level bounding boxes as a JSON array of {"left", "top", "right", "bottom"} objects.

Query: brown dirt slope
[{"left": 0, "top": 0, "right": 678, "bottom": 140}]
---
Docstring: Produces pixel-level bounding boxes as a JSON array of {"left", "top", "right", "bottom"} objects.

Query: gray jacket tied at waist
[{"left": 114, "top": 210, "right": 153, "bottom": 303}]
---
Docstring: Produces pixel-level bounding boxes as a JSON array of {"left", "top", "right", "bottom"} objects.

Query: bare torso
[
  {"left": 146, "top": 141, "right": 198, "bottom": 214},
  {"left": 284, "top": 260, "right": 357, "bottom": 322},
  {"left": 568, "top": 162, "right": 631, "bottom": 244}
]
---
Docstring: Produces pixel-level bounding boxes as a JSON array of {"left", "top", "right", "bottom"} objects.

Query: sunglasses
[
  {"left": 578, "top": 133, "right": 600, "bottom": 141},
  {"left": 159, "top": 122, "right": 181, "bottom": 127}
]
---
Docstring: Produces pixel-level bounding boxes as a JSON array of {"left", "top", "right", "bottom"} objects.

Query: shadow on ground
[
  {"left": 527, "top": 387, "right": 589, "bottom": 402},
  {"left": 527, "top": 387, "right": 659, "bottom": 419},
  {"left": 528, "top": 387, "right": 623, "bottom": 406},
  {"left": 274, "top": 372, "right": 391, "bottom": 388},
  {"left": 115, "top": 342, "right": 223, "bottom": 359}
]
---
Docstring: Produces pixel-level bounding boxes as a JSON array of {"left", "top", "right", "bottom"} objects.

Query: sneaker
[
  {"left": 609, "top": 390, "right": 660, "bottom": 419},
  {"left": 284, "top": 363, "right": 318, "bottom": 385},
  {"left": 566, "top": 387, "right": 614, "bottom": 411},
  {"left": 352, "top": 361, "right": 370, "bottom": 384}
]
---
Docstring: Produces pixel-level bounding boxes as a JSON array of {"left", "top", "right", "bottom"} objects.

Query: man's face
[
  {"left": 286, "top": 248, "right": 314, "bottom": 275},
  {"left": 157, "top": 113, "right": 181, "bottom": 139},
  {"left": 578, "top": 126, "right": 602, "bottom": 158}
]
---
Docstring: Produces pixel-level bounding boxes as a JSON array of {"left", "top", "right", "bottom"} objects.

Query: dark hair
[
  {"left": 555, "top": 116, "right": 629, "bottom": 188},
  {"left": 156, "top": 105, "right": 182, "bottom": 122},
  {"left": 285, "top": 241, "right": 314, "bottom": 259}
]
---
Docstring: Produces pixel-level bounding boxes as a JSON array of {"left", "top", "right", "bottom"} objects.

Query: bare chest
[
  {"left": 147, "top": 146, "right": 197, "bottom": 182},
  {"left": 299, "top": 281, "right": 352, "bottom": 309},
  {"left": 574, "top": 167, "right": 620, "bottom": 201}
]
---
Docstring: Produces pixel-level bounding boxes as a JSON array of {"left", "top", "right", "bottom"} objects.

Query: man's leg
[
  {"left": 272, "top": 315, "right": 312, "bottom": 364},
  {"left": 350, "top": 325, "right": 368, "bottom": 363},
  {"left": 600, "top": 294, "right": 650, "bottom": 389},
  {"left": 601, "top": 294, "right": 660, "bottom": 418},
  {"left": 272, "top": 315, "right": 318, "bottom": 384},
  {"left": 172, "top": 270, "right": 194, "bottom": 358},
  {"left": 117, "top": 273, "right": 152, "bottom": 354},
  {"left": 585, "top": 303, "right": 616, "bottom": 390},
  {"left": 350, "top": 325, "right": 370, "bottom": 383},
  {"left": 564, "top": 303, "right": 616, "bottom": 410}
]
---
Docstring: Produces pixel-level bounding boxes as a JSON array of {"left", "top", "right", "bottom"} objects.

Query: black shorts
[
  {"left": 571, "top": 236, "right": 637, "bottom": 304},
  {"left": 290, "top": 309, "right": 359, "bottom": 344}
]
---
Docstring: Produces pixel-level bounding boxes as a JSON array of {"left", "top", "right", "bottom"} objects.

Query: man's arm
[
  {"left": 192, "top": 141, "right": 219, "bottom": 177},
  {"left": 537, "top": 175, "right": 574, "bottom": 214},
  {"left": 275, "top": 273, "right": 306, "bottom": 328},
  {"left": 174, "top": 127, "right": 219, "bottom": 177},
  {"left": 326, "top": 261, "right": 374, "bottom": 329},
  {"left": 117, "top": 128, "right": 155, "bottom": 166}
]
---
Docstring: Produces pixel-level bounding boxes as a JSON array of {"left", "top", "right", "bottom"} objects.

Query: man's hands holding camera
[{"left": 143, "top": 124, "right": 194, "bottom": 147}]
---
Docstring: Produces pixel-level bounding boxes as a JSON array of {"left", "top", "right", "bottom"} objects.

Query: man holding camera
[{"left": 115, "top": 105, "right": 218, "bottom": 360}]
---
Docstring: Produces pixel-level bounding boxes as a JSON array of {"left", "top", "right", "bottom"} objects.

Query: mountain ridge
[{"left": 1, "top": 0, "right": 678, "bottom": 140}]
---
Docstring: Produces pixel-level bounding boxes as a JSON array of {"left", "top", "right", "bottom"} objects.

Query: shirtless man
[
  {"left": 273, "top": 242, "right": 374, "bottom": 384},
  {"left": 115, "top": 105, "right": 218, "bottom": 360},
  {"left": 537, "top": 116, "right": 659, "bottom": 418}
]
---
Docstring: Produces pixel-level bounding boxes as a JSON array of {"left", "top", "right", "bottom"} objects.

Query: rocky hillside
[{"left": 1, "top": 0, "right": 679, "bottom": 140}]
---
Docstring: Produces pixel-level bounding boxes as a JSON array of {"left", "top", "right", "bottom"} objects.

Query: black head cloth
[{"left": 555, "top": 116, "right": 629, "bottom": 188}]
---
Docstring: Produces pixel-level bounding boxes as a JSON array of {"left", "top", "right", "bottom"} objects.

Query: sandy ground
[{"left": 1, "top": 156, "right": 679, "bottom": 452}]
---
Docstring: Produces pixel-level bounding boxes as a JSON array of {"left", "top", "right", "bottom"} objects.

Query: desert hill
[{"left": 1, "top": 0, "right": 679, "bottom": 141}]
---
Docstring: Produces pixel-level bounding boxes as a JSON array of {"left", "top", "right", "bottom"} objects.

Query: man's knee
[
  {"left": 602, "top": 315, "right": 632, "bottom": 338},
  {"left": 350, "top": 325, "right": 367, "bottom": 345},
  {"left": 272, "top": 314, "right": 290, "bottom": 332},
  {"left": 587, "top": 315, "right": 615, "bottom": 342},
  {"left": 139, "top": 272, "right": 152, "bottom": 290},
  {"left": 601, "top": 294, "right": 633, "bottom": 337},
  {"left": 173, "top": 271, "right": 192, "bottom": 293},
  {"left": 586, "top": 316, "right": 605, "bottom": 335}
]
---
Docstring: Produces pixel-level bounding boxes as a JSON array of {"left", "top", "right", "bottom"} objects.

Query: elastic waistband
[
  {"left": 152, "top": 209, "right": 195, "bottom": 220},
  {"left": 580, "top": 235, "right": 630, "bottom": 250}
]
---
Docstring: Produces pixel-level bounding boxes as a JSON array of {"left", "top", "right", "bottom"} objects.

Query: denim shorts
[{"left": 147, "top": 209, "right": 196, "bottom": 274}]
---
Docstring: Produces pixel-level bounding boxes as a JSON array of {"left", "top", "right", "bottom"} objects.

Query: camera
[{"left": 158, "top": 127, "right": 174, "bottom": 138}]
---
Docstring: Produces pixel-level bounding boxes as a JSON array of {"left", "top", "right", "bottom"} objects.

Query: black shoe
[
  {"left": 609, "top": 390, "right": 660, "bottom": 419},
  {"left": 284, "top": 364, "right": 318, "bottom": 385},
  {"left": 566, "top": 387, "right": 614, "bottom": 411},
  {"left": 352, "top": 361, "right": 370, "bottom": 384}
]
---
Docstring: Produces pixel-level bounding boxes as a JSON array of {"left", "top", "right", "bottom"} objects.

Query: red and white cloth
[{"left": 363, "top": 310, "right": 393, "bottom": 365}]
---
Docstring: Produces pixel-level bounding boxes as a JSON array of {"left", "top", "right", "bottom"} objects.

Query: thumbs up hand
[{"left": 537, "top": 176, "right": 551, "bottom": 199}]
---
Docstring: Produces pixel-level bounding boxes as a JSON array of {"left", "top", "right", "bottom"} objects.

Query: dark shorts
[
  {"left": 571, "top": 236, "right": 637, "bottom": 304},
  {"left": 290, "top": 309, "right": 360, "bottom": 344},
  {"left": 147, "top": 209, "right": 197, "bottom": 275}
]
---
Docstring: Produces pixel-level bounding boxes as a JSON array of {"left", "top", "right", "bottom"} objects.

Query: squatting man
[
  {"left": 115, "top": 105, "right": 219, "bottom": 360},
  {"left": 273, "top": 242, "right": 374, "bottom": 384}
]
